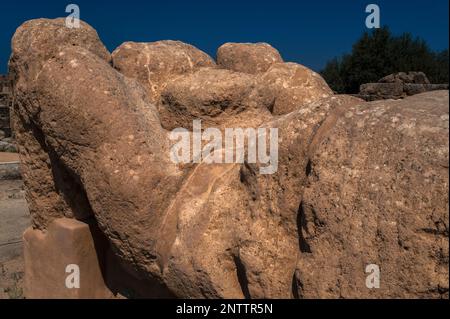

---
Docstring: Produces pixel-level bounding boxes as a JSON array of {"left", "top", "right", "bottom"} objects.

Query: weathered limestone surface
[
  {"left": 10, "top": 18, "right": 449, "bottom": 299},
  {"left": 217, "top": 42, "right": 283, "bottom": 74},
  {"left": 260, "top": 62, "right": 333, "bottom": 115},
  {"left": 112, "top": 40, "right": 216, "bottom": 103},
  {"left": 296, "top": 91, "right": 449, "bottom": 298},
  {"left": 160, "top": 67, "right": 273, "bottom": 130},
  {"left": 9, "top": 18, "right": 112, "bottom": 229}
]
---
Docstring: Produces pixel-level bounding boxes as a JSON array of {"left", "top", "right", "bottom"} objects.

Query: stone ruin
[
  {"left": 0, "top": 74, "right": 20, "bottom": 181},
  {"left": 8, "top": 18, "right": 449, "bottom": 298},
  {"left": 0, "top": 74, "right": 18, "bottom": 156},
  {"left": 357, "top": 71, "right": 449, "bottom": 101},
  {"left": 0, "top": 74, "right": 13, "bottom": 142}
]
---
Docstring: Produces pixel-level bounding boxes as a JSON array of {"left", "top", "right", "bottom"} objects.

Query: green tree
[
  {"left": 321, "top": 27, "right": 449, "bottom": 93},
  {"left": 431, "top": 49, "right": 449, "bottom": 84},
  {"left": 320, "top": 57, "right": 345, "bottom": 93}
]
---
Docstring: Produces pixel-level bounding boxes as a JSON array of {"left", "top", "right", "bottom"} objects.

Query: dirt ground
[{"left": 0, "top": 176, "right": 29, "bottom": 298}]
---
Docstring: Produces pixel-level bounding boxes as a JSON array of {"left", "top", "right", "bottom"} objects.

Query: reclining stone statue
[{"left": 9, "top": 18, "right": 449, "bottom": 298}]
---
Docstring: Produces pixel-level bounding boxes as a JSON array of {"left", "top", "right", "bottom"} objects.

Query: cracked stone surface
[{"left": 9, "top": 18, "right": 449, "bottom": 298}]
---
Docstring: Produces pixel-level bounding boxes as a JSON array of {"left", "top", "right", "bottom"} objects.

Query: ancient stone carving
[{"left": 10, "top": 18, "right": 449, "bottom": 299}]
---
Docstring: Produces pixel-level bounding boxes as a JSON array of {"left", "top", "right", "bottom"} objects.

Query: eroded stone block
[{"left": 23, "top": 218, "right": 113, "bottom": 299}]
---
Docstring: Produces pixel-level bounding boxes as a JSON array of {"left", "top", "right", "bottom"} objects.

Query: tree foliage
[{"left": 321, "top": 27, "right": 449, "bottom": 94}]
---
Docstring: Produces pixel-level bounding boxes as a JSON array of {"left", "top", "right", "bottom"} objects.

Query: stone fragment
[
  {"left": 23, "top": 218, "right": 114, "bottom": 298},
  {"left": 9, "top": 18, "right": 111, "bottom": 229},
  {"left": 379, "top": 71, "right": 431, "bottom": 84},
  {"left": 217, "top": 42, "right": 283, "bottom": 74},
  {"left": 160, "top": 67, "right": 273, "bottom": 130},
  {"left": 0, "top": 141, "right": 17, "bottom": 153},
  {"left": 295, "top": 91, "right": 449, "bottom": 298},
  {"left": 0, "top": 162, "right": 21, "bottom": 180},
  {"left": 260, "top": 62, "right": 333, "bottom": 115},
  {"left": 9, "top": 18, "right": 110, "bottom": 83},
  {"left": 359, "top": 82, "right": 404, "bottom": 99},
  {"left": 10, "top": 18, "right": 449, "bottom": 299},
  {"left": 404, "top": 83, "right": 450, "bottom": 96},
  {"left": 112, "top": 40, "right": 216, "bottom": 103}
]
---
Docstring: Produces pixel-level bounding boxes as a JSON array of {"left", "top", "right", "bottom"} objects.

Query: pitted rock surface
[{"left": 10, "top": 18, "right": 449, "bottom": 299}]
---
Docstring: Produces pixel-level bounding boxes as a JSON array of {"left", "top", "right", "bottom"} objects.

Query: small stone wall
[{"left": 356, "top": 72, "right": 449, "bottom": 101}]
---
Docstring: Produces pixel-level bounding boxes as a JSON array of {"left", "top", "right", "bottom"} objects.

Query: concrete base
[{"left": 23, "top": 218, "right": 114, "bottom": 299}]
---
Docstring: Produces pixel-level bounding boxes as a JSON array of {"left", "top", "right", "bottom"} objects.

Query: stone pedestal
[{"left": 23, "top": 218, "right": 114, "bottom": 299}]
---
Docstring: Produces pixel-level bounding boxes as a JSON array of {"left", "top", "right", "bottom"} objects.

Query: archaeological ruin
[
  {"left": 0, "top": 74, "right": 20, "bottom": 180},
  {"left": 357, "top": 71, "right": 449, "bottom": 101},
  {"left": 6, "top": 18, "right": 449, "bottom": 299},
  {"left": 0, "top": 74, "right": 12, "bottom": 139}
]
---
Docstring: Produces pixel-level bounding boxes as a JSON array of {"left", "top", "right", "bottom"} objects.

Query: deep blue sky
[{"left": 0, "top": 0, "right": 448, "bottom": 73}]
